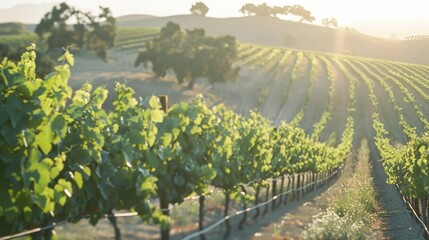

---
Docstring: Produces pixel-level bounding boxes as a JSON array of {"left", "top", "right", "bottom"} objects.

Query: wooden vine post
[
  {"left": 158, "top": 95, "right": 169, "bottom": 113},
  {"left": 157, "top": 95, "right": 170, "bottom": 240}
]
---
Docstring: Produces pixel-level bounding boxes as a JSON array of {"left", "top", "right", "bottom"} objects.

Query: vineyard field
[{"left": 2, "top": 25, "right": 429, "bottom": 239}]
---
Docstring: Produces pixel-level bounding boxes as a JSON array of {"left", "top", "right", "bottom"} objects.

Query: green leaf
[
  {"left": 27, "top": 149, "right": 51, "bottom": 194},
  {"left": 161, "top": 133, "right": 172, "bottom": 146},
  {"left": 80, "top": 165, "right": 92, "bottom": 178},
  {"left": 31, "top": 194, "right": 48, "bottom": 212},
  {"left": 151, "top": 109, "right": 164, "bottom": 123},
  {"left": 35, "top": 125, "right": 53, "bottom": 155},
  {"left": 6, "top": 94, "right": 24, "bottom": 128},
  {"left": 172, "top": 128, "right": 180, "bottom": 140},
  {"left": 58, "top": 51, "right": 74, "bottom": 66},
  {"left": 147, "top": 134, "right": 156, "bottom": 147},
  {"left": 52, "top": 114, "right": 68, "bottom": 139},
  {"left": 140, "top": 180, "right": 155, "bottom": 193},
  {"left": 4, "top": 206, "right": 21, "bottom": 222},
  {"left": 54, "top": 179, "right": 73, "bottom": 206},
  {"left": 74, "top": 171, "right": 83, "bottom": 189},
  {"left": 149, "top": 96, "right": 159, "bottom": 108}
]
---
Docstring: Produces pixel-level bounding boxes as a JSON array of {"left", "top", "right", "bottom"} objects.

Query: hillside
[
  {"left": 1, "top": 16, "right": 428, "bottom": 239},
  {"left": 0, "top": 3, "right": 56, "bottom": 24},
  {"left": 65, "top": 41, "right": 429, "bottom": 237},
  {"left": 117, "top": 14, "right": 429, "bottom": 65}
]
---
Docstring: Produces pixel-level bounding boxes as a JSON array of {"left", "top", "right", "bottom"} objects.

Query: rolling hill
[{"left": 116, "top": 14, "right": 429, "bottom": 66}]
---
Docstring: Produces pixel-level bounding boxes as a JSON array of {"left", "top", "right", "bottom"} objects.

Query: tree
[
  {"left": 190, "top": 2, "right": 209, "bottom": 16},
  {"left": 322, "top": 17, "right": 338, "bottom": 28},
  {"left": 135, "top": 22, "right": 239, "bottom": 90},
  {"left": 287, "top": 5, "right": 315, "bottom": 23},
  {"left": 239, "top": 3, "right": 256, "bottom": 16},
  {"left": 35, "top": 2, "right": 116, "bottom": 61},
  {"left": 271, "top": 6, "right": 287, "bottom": 18},
  {"left": 239, "top": 3, "right": 274, "bottom": 17}
]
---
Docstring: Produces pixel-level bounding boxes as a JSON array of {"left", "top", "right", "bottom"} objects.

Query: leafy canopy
[
  {"left": 135, "top": 22, "right": 239, "bottom": 89},
  {"left": 35, "top": 2, "right": 116, "bottom": 61},
  {"left": 190, "top": 2, "right": 209, "bottom": 16}
]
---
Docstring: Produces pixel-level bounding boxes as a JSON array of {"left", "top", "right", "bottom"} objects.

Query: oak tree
[
  {"left": 35, "top": 2, "right": 116, "bottom": 61},
  {"left": 135, "top": 22, "right": 239, "bottom": 89},
  {"left": 190, "top": 2, "right": 209, "bottom": 16}
]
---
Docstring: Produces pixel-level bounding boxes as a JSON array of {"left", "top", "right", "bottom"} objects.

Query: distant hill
[
  {"left": 0, "top": 3, "right": 57, "bottom": 24},
  {"left": 116, "top": 14, "right": 157, "bottom": 22},
  {"left": 117, "top": 14, "right": 429, "bottom": 65}
]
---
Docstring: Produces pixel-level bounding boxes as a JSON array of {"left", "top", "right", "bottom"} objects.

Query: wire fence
[
  {"left": 0, "top": 168, "right": 340, "bottom": 240},
  {"left": 400, "top": 194, "right": 429, "bottom": 239},
  {"left": 182, "top": 169, "right": 339, "bottom": 240}
]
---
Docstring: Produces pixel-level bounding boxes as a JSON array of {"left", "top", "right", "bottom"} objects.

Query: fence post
[
  {"left": 238, "top": 184, "right": 248, "bottom": 230},
  {"left": 158, "top": 95, "right": 169, "bottom": 113},
  {"left": 199, "top": 195, "right": 206, "bottom": 240},
  {"left": 253, "top": 184, "right": 261, "bottom": 220},
  {"left": 272, "top": 179, "right": 277, "bottom": 211},
  {"left": 277, "top": 176, "right": 285, "bottom": 208}
]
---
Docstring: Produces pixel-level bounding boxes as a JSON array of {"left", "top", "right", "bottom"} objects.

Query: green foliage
[
  {"left": 321, "top": 17, "right": 338, "bottom": 28},
  {"left": 377, "top": 133, "right": 429, "bottom": 198},
  {"left": 0, "top": 46, "right": 352, "bottom": 238},
  {"left": 303, "top": 139, "right": 375, "bottom": 240},
  {"left": 0, "top": 43, "right": 54, "bottom": 78},
  {"left": 302, "top": 208, "right": 369, "bottom": 240},
  {"left": 190, "top": 2, "right": 209, "bottom": 16},
  {"left": 0, "top": 22, "right": 29, "bottom": 35},
  {"left": 0, "top": 46, "right": 162, "bottom": 236},
  {"left": 239, "top": 3, "right": 273, "bottom": 17},
  {"left": 239, "top": 3, "right": 315, "bottom": 22},
  {"left": 0, "top": 44, "right": 73, "bottom": 235},
  {"left": 0, "top": 34, "right": 38, "bottom": 47},
  {"left": 135, "top": 22, "right": 239, "bottom": 89},
  {"left": 35, "top": 2, "right": 116, "bottom": 61}
]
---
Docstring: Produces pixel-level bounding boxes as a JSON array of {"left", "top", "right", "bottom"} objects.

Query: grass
[{"left": 302, "top": 139, "right": 377, "bottom": 239}]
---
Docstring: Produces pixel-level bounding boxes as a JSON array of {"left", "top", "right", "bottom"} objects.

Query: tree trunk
[
  {"left": 199, "top": 195, "right": 206, "bottom": 240},
  {"left": 108, "top": 211, "right": 122, "bottom": 240},
  {"left": 277, "top": 176, "right": 285, "bottom": 208},
  {"left": 296, "top": 174, "right": 301, "bottom": 201},
  {"left": 271, "top": 179, "right": 277, "bottom": 211},
  {"left": 291, "top": 175, "right": 296, "bottom": 201},
  {"left": 30, "top": 220, "right": 53, "bottom": 240},
  {"left": 262, "top": 185, "right": 270, "bottom": 216},
  {"left": 238, "top": 185, "right": 247, "bottom": 230},
  {"left": 188, "top": 78, "right": 195, "bottom": 89},
  {"left": 160, "top": 197, "right": 170, "bottom": 240},
  {"left": 223, "top": 193, "right": 231, "bottom": 238},
  {"left": 253, "top": 185, "right": 261, "bottom": 220},
  {"left": 284, "top": 176, "right": 291, "bottom": 205}
]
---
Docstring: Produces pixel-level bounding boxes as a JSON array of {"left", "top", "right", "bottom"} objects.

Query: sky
[
  {"left": 1, "top": 0, "right": 429, "bottom": 23},
  {"left": 0, "top": 0, "right": 428, "bottom": 37}
]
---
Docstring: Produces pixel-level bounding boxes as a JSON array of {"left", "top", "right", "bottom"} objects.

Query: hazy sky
[{"left": 1, "top": 0, "right": 429, "bottom": 25}]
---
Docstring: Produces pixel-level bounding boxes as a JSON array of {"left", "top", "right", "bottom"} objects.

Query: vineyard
[{"left": 1, "top": 25, "right": 429, "bottom": 239}]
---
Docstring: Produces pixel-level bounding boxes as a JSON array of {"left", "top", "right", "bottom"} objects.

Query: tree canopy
[
  {"left": 239, "top": 3, "right": 315, "bottom": 23},
  {"left": 35, "top": 2, "right": 116, "bottom": 61},
  {"left": 135, "top": 22, "right": 239, "bottom": 89},
  {"left": 322, "top": 17, "right": 338, "bottom": 28},
  {"left": 190, "top": 2, "right": 209, "bottom": 16}
]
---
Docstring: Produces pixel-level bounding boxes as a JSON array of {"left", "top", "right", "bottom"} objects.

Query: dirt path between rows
[{"left": 368, "top": 142, "right": 425, "bottom": 239}]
